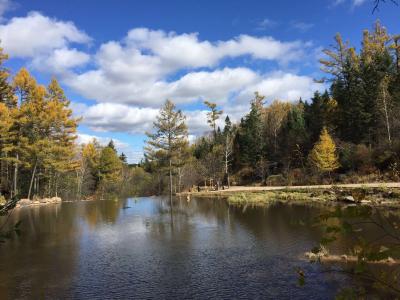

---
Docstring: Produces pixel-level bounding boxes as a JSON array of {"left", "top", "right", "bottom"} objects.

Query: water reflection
[{"left": 0, "top": 197, "right": 373, "bottom": 299}]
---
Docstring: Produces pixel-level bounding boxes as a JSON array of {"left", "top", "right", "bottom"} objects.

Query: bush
[
  {"left": 286, "top": 168, "right": 307, "bottom": 186},
  {"left": 265, "top": 174, "right": 286, "bottom": 186}
]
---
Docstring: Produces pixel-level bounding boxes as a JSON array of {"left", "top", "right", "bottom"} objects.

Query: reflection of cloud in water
[{"left": 89, "top": 217, "right": 148, "bottom": 246}]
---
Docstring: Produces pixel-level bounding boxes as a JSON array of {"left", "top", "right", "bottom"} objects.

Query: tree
[
  {"left": 98, "top": 146, "right": 122, "bottom": 194},
  {"left": 145, "top": 100, "right": 188, "bottom": 200},
  {"left": 119, "top": 152, "right": 127, "bottom": 163},
  {"left": 222, "top": 116, "right": 234, "bottom": 187},
  {"left": 204, "top": 101, "right": 223, "bottom": 136},
  {"left": 108, "top": 140, "right": 117, "bottom": 152},
  {"left": 264, "top": 100, "right": 291, "bottom": 157},
  {"left": 235, "top": 92, "right": 266, "bottom": 177},
  {"left": 308, "top": 127, "right": 340, "bottom": 174}
]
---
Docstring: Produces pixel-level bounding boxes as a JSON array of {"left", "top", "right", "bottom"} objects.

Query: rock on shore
[{"left": 16, "top": 197, "right": 62, "bottom": 208}]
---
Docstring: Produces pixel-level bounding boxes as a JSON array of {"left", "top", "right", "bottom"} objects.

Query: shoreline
[
  {"left": 14, "top": 197, "right": 62, "bottom": 208},
  {"left": 179, "top": 182, "right": 400, "bottom": 208},
  {"left": 178, "top": 182, "right": 400, "bottom": 196}
]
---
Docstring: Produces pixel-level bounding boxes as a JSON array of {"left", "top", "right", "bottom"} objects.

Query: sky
[{"left": 0, "top": 0, "right": 398, "bottom": 163}]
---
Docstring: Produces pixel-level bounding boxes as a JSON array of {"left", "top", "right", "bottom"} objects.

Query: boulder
[
  {"left": 18, "top": 199, "right": 32, "bottom": 206},
  {"left": 50, "top": 197, "right": 62, "bottom": 203},
  {"left": 40, "top": 198, "right": 51, "bottom": 203}
]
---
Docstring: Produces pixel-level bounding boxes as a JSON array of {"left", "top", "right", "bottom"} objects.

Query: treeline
[
  {"left": 0, "top": 48, "right": 152, "bottom": 202},
  {"left": 143, "top": 22, "right": 400, "bottom": 194}
]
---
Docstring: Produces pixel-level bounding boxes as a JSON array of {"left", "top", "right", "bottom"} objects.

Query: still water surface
[{"left": 0, "top": 197, "right": 358, "bottom": 299}]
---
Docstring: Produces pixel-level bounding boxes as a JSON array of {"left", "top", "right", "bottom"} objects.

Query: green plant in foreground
[{"left": 302, "top": 204, "right": 400, "bottom": 296}]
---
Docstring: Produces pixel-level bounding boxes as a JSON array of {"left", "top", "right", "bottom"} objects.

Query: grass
[{"left": 227, "top": 190, "right": 336, "bottom": 206}]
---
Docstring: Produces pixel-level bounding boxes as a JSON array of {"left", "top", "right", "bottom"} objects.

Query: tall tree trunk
[
  {"left": 177, "top": 167, "right": 182, "bottom": 193},
  {"left": 28, "top": 160, "right": 38, "bottom": 200},
  {"left": 381, "top": 80, "right": 392, "bottom": 145},
  {"left": 13, "top": 153, "right": 18, "bottom": 197},
  {"left": 169, "top": 159, "right": 173, "bottom": 203}
]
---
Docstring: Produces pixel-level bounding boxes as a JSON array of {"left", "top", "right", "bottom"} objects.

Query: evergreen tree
[
  {"left": 98, "top": 146, "right": 122, "bottom": 186},
  {"left": 235, "top": 92, "right": 266, "bottom": 177},
  {"left": 204, "top": 100, "right": 223, "bottom": 136},
  {"left": 145, "top": 100, "right": 188, "bottom": 199},
  {"left": 107, "top": 140, "right": 117, "bottom": 152},
  {"left": 119, "top": 152, "right": 127, "bottom": 163}
]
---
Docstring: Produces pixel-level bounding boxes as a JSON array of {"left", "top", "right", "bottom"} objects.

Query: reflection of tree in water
[
  {"left": 0, "top": 204, "right": 79, "bottom": 299},
  {"left": 81, "top": 198, "right": 128, "bottom": 229}
]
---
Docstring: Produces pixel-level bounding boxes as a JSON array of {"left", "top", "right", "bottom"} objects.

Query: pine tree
[
  {"left": 308, "top": 127, "right": 340, "bottom": 173},
  {"left": 119, "top": 152, "right": 127, "bottom": 163},
  {"left": 204, "top": 101, "right": 223, "bottom": 136},
  {"left": 236, "top": 92, "right": 265, "bottom": 174},
  {"left": 145, "top": 100, "right": 188, "bottom": 199},
  {"left": 107, "top": 140, "right": 117, "bottom": 152},
  {"left": 98, "top": 146, "right": 122, "bottom": 186}
]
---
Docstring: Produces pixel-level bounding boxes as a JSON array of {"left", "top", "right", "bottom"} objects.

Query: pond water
[{"left": 0, "top": 197, "right": 368, "bottom": 299}]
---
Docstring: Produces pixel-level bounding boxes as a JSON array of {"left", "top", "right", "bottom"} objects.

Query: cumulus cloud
[
  {"left": 0, "top": 12, "right": 324, "bottom": 140},
  {"left": 237, "top": 72, "right": 323, "bottom": 104},
  {"left": 75, "top": 103, "right": 159, "bottom": 134},
  {"left": 75, "top": 102, "right": 214, "bottom": 136},
  {"left": 126, "top": 28, "right": 305, "bottom": 67},
  {"left": 0, "top": 11, "right": 91, "bottom": 58},
  {"left": 62, "top": 27, "right": 313, "bottom": 107},
  {"left": 32, "top": 47, "right": 90, "bottom": 74},
  {"left": 73, "top": 71, "right": 324, "bottom": 137},
  {"left": 67, "top": 67, "right": 258, "bottom": 106}
]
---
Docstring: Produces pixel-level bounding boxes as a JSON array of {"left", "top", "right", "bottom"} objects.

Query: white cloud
[
  {"left": 62, "top": 27, "right": 311, "bottom": 107},
  {"left": 126, "top": 28, "right": 305, "bottom": 67},
  {"left": 32, "top": 47, "right": 90, "bottom": 74},
  {"left": 75, "top": 103, "right": 159, "bottom": 134},
  {"left": 75, "top": 101, "right": 225, "bottom": 137},
  {"left": 73, "top": 71, "right": 324, "bottom": 136},
  {"left": 237, "top": 72, "right": 323, "bottom": 104},
  {"left": 0, "top": 11, "right": 91, "bottom": 58},
  {"left": 77, "top": 133, "right": 143, "bottom": 163},
  {"left": 66, "top": 67, "right": 259, "bottom": 107},
  {"left": 0, "top": 12, "right": 324, "bottom": 142}
]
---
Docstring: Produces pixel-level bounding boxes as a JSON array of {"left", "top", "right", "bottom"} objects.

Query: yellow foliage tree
[{"left": 308, "top": 127, "right": 340, "bottom": 173}]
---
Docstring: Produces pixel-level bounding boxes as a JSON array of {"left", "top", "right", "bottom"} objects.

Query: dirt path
[{"left": 183, "top": 182, "right": 400, "bottom": 195}]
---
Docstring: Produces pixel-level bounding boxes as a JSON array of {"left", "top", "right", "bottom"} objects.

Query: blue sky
[{"left": 0, "top": 0, "right": 398, "bottom": 162}]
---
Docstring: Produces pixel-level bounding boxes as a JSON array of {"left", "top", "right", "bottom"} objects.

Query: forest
[
  {"left": 1, "top": 21, "right": 400, "bottom": 201},
  {"left": 143, "top": 21, "right": 400, "bottom": 194}
]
